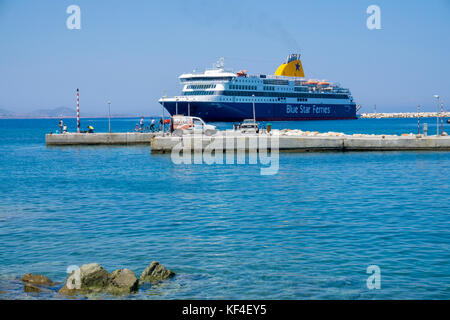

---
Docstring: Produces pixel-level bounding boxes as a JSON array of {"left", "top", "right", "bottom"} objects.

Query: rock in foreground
[
  {"left": 108, "top": 269, "right": 139, "bottom": 294},
  {"left": 24, "top": 284, "right": 41, "bottom": 293},
  {"left": 140, "top": 261, "right": 175, "bottom": 283},
  {"left": 58, "top": 263, "right": 110, "bottom": 296},
  {"left": 58, "top": 261, "right": 175, "bottom": 296},
  {"left": 22, "top": 273, "right": 54, "bottom": 286}
]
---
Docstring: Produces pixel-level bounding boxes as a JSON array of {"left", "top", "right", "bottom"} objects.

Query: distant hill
[
  {"left": 0, "top": 107, "right": 76, "bottom": 118},
  {"left": 0, "top": 108, "right": 17, "bottom": 117},
  {"left": 0, "top": 107, "right": 154, "bottom": 119},
  {"left": 26, "top": 107, "right": 76, "bottom": 118}
]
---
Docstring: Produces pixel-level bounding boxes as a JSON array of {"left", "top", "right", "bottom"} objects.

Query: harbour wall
[
  {"left": 151, "top": 134, "right": 450, "bottom": 153},
  {"left": 45, "top": 131, "right": 450, "bottom": 153},
  {"left": 45, "top": 132, "right": 157, "bottom": 146}
]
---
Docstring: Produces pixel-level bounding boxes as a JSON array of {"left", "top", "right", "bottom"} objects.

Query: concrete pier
[
  {"left": 150, "top": 131, "right": 450, "bottom": 153},
  {"left": 46, "top": 132, "right": 158, "bottom": 146},
  {"left": 46, "top": 130, "right": 450, "bottom": 152}
]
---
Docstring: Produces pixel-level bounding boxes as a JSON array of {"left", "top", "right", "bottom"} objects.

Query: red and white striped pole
[
  {"left": 417, "top": 104, "right": 420, "bottom": 134},
  {"left": 76, "top": 88, "right": 80, "bottom": 133}
]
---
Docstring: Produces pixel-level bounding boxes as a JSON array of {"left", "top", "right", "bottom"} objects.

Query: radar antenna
[{"left": 215, "top": 57, "right": 225, "bottom": 69}]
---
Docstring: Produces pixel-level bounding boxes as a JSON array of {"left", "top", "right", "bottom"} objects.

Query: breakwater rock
[
  {"left": 109, "top": 269, "right": 139, "bottom": 294},
  {"left": 22, "top": 273, "right": 55, "bottom": 293},
  {"left": 59, "top": 263, "right": 110, "bottom": 295},
  {"left": 24, "top": 284, "right": 42, "bottom": 293},
  {"left": 22, "top": 273, "right": 55, "bottom": 286},
  {"left": 58, "top": 262, "right": 174, "bottom": 296},
  {"left": 140, "top": 261, "right": 175, "bottom": 283}
]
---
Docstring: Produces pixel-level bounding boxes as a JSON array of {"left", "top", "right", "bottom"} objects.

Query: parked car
[{"left": 235, "top": 119, "right": 260, "bottom": 134}]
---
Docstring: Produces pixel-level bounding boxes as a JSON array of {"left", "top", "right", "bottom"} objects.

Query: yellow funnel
[{"left": 274, "top": 54, "right": 305, "bottom": 77}]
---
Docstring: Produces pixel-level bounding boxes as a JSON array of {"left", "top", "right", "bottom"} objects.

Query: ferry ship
[{"left": 159, "top": 54, "right": 357, "bottom": 121}]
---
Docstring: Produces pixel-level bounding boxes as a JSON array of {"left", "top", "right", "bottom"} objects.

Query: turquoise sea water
[{"left": 0, "top": 118, "right": 449, "bottom": 299}]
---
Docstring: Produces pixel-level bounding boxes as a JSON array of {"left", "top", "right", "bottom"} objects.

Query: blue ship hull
[{"left": 160, "top": 101, "right": 357, "bottom": 122}]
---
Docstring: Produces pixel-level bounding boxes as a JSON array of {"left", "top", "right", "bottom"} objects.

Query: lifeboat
[
  {"left": 304, "top": 79, "right": 319, "bottom": 85},
  {"left": 318, "top": 81, "right": 330, "bottom": 86},
  {"left": 236, "top": 70, "right": 247, "bottom": 77}
]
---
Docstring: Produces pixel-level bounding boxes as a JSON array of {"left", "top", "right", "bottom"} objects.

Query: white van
[{"left": 172, "top": 115, "right": 217, "bottom": 136}]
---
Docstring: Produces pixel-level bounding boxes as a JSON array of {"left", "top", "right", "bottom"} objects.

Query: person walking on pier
[
  {"left": 58, "top": 118, "right": 64, "bottom": 133},
  {"left": 150, "top": 118, "right": 156, "bottom": 132},
  {"left": 139, "top": 117, "right": 145, "bottom": 132}
]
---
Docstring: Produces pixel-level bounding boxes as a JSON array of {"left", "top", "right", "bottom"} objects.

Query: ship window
[
  {"left": 218, "top": 90, "right": 349, "bottom": 99},
  {"left": 181, "top": 77, "right": 233, "bottom": 82}
]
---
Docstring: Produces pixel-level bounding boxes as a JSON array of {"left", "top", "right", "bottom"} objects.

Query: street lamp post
[
  {"left": 162, "top": 91, "right": 166, "bottom": 137},
  {"left": 188, "top": 101, "right": 190, "bottom": 117},
  {"left": 176, "top": 98, "right": 178, "bottom": 115},
  {"left": 107, "top": 100, "right": 111, "bottom": 133},
  {"left": 434, "top": 95, "right": 440, "bottom": 136},
  {"left": 252, "top": 94, "right": 256, "bottom": 124}
]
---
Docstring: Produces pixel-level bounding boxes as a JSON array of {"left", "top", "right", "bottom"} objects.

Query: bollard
[
  {"left": 423, "top": 123, "right": 428, "bottom": 137},
  {"left": 417, "top": 105, "right": 420, "bottom": 134}
]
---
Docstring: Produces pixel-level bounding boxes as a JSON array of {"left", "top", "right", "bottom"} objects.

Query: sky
[{"left": 0, "top": 0, "right": 449, "bottom": 116}]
